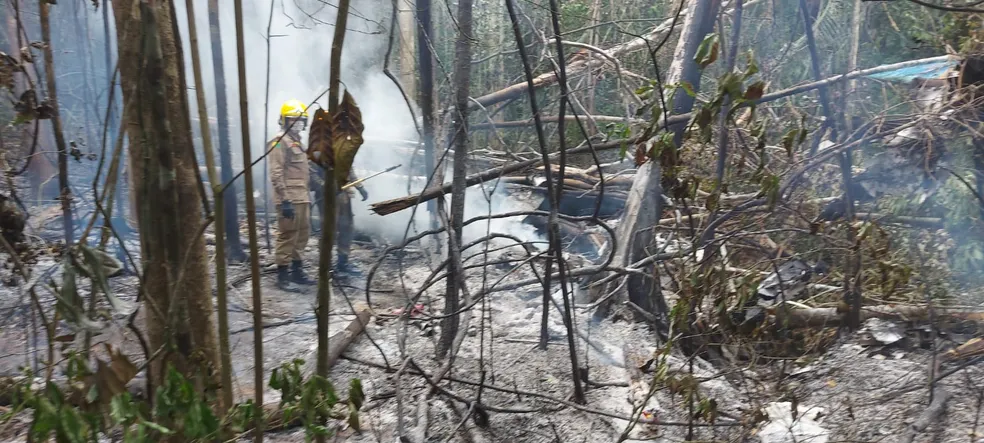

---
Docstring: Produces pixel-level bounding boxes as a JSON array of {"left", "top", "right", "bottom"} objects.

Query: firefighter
[
  {"left": 268, "top": 99, "right": 316, "bottom": 291},
  {"left": 310, "top": 165, "right": 368, "bottom": 274}
]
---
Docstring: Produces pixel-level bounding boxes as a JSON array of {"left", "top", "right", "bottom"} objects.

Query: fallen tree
[
  {"left": 780, "top": 305, "right": 984, "bottom": 328},
  {"left": 470, "top": 115, "right": 643, "bottom": 131}
]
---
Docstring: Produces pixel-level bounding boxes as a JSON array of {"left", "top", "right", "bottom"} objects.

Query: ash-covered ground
[{"left": 2, "top": 209, "right": 984, "bottom": 443}]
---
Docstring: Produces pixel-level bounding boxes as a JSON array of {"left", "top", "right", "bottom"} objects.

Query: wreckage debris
[{"left": 736, "top": 258, "right": 829, "bottom": 323}]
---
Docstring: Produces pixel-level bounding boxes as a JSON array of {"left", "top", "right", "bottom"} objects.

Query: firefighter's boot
[
  {"left": 276, "top": 265, "right": 301, "bottom": 292},
  {"left": 291, "top": 260, "right": 316, "bottom": 285}
]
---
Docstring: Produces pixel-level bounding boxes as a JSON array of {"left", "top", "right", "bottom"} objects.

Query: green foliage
[
  {"left": 269, "top": 358, "right": 363, "bottom": 441},
  {"left": 154, "top": 365, "right": 220, "bottom": 440},
  {"left": 559, "top": 0, "right": 590, "bottom": 32},
  {"left": 4, "top": 354, "right": 365, "bottom": 443},
  {"left": 694, "top": 33, "right": 719, "bottom": 68}
]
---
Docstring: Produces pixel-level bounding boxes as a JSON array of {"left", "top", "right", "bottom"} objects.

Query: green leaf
[
  {"left": 742, "top": 50, "right": 759, "bottom": 79},
  {"left": 140, "top": 420, "right": 174, "bottom": 435},
  {"left": 78, "top": 245, "right": 133, "bottom": 315},
  {"left": 58, "top": 406, "right": 87, "bottom": 443},
  {"left": 760, "top": 174, "right": 781, "bottom": 209},
  {"left": 347, "top": 402, "right": 361, "bottom": 431},
  {"left": 86, "top": 384, "right": 98, "bottom": 403},
  {"left": 718, "top": 72, "right": 743, "bottom": 98},
  {"left": 694, "top": 33, "right": 719, "bottom": 68},
  {"left": 184, "top": 400, "right": 219, "bottom": 438},
  {"left": 110, "top": 393, "right": 135, "bottom": 425},
  {"left": 55, "top": 264, "right": 105, "bottom": 331},
  {"left": 348, "top": 379, "right": 365, "bottom": 410},
  {"left": 677, "top": 81, "right": 696, "bottom": 98},
  {"left": 780, "top": 128, "right": 801, "bottom": 157}
]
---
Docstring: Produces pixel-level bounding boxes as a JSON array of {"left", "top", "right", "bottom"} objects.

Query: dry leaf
[
  {"left": 329, "top": 90, "right": 365, "bottom": 187},
  {"left": 0, "top": 52, "right": 17, "bottom": 91},
  {"left": 744, "top": 81, "right": 766, "bottom": 100},
  {"left": 634, "top": 144, "right": 648, "bottom": 167},
  {"left": 307, "top": 107, "right": 333, "bottom": 169},
  {"left": 71, "top": 344, "right": 138, "bottom": 409}
]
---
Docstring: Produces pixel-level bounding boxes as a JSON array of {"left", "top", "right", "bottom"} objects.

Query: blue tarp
[{"left": 865, "top": 59, "right": 959, "bottom": 82}]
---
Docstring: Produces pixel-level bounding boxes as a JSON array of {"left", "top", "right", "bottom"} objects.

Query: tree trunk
[
  {"left": 230, "top": 0, "right": 266, "bottom": 438},
  {"left": 438, "top": 0, "right": 474, "bottom": 359},
  {"left": 39, "top": 1, "right": 74, "bottom": 246},
  {"left": 184, "top": 0, "right": 234, "bottom": 414},
  {"left": 588, "top": 0, "right": 721, "bottom": 321},
  {"left": 398, "top": 0, "right": 416, "bottom": 98},
  {"left": 111, "top": 0, "right": 220, "bottom": 399},
  {"left": 416, "top": 0, "right": 438, "bottom": 232},
  {"left": 585, "top": 0, "right": 601, "bottom": 132},
  {"left": 208, "top": 0, "right": 247, "bottom": 263}
]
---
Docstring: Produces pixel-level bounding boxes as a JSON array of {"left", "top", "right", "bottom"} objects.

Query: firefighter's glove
[
  {"left": 357, "top": 186, "right": 369, "bottom": 202},
  {"left": 281, "top": 200, "right": 295, "bottom": 220}
]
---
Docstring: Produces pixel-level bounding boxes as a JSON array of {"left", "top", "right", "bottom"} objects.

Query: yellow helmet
[{"left": 279, "top": 99, "right": 308, "bottom": 127}]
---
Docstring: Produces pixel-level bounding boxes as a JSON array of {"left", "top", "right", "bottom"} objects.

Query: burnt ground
[{"left": 1, "top": 221, "right": 984, "bottom": 442}]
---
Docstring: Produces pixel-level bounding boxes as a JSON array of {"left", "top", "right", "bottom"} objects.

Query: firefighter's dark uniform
[{"left": 310, "top": 167, "right": 366, "bottom": 271}]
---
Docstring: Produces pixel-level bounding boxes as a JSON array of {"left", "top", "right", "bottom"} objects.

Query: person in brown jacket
[{"left": 268, "top": 99, "right": 316, "bottom": 291}]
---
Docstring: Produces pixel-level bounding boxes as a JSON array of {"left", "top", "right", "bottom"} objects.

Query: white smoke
[{"left": 163, "top": 0, "right": 544, "bottom": 249}]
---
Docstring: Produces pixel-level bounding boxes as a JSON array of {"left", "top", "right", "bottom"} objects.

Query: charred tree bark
[
  {"left": 416, "top": 0, "right": 438, "bottom": 232},
  {"left": 438, "top": 0, "right": 475, "bottom": 359},
  {"left": 39, "top": 1, "right": 74, "bottom": 246},
  {"left": 209, "top": 0, "right": 247, "bottom": 263},
  {"left": 112, "top": 0, "right": 220, "bottom": 400}
]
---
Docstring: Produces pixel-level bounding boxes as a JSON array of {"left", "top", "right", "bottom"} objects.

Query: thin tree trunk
[
  {"left": 209, "top": 0, "right": 247, "bottom": 263},
  {"left": 99, "top": 0, "right": 130, "bottom": 270},
  {"left": 416, "top": 0, "right": 439, "bottom": 234},
  {"left": 39, "top": 1, "right": 74, "bottom": 246},
  {"left": 547, "top": 0, "right": 585, "bottom": 403},
  {"left": 230, "top": 0, "right": 266, "bottom": 438},
  {"left": 841, "top": 0, "right": 864, "bottom": 330},
  {"left": 585, "top": 0, "right": 601, "bottom": 129},
  {"left": 800, "top": 0, "right": 837, "bottom": 156},
  {"left": 72, "top": 0, "right": 97, "bottom": 156},
  {"left": 398, "top": 0, "right": 417, "bottom": 98},
  {"left": 438, "top": 0, "right": 474, "bottom": 359},
  {"left": 184, "top": 0, "right": 234, "bottom": 415},
  {"left": 315, "top": 0, "right": 352, "bottom": 441},
  {"left": 262, "top": 0, "right": 274, "bottom": 253}
]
